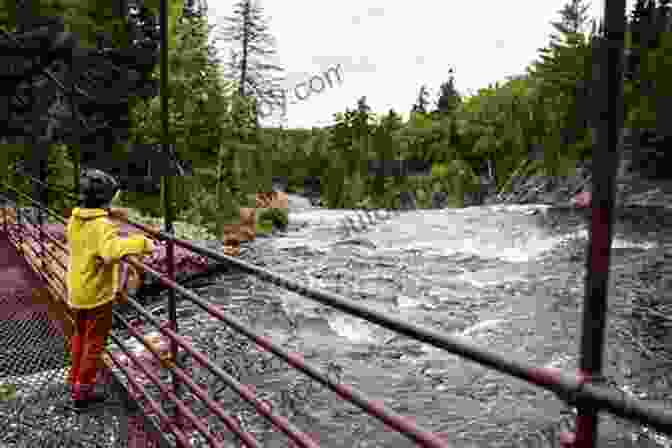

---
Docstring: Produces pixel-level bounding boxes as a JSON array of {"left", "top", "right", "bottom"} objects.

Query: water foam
[
  {"left": 560, "top": 229, "right": 658, "bottom": 250},
  {"left": 454, "top": 318, "right": 505, "bottom": 338},
  {"left": 328, "top": 314, "right": 375, "bottom": 343}
]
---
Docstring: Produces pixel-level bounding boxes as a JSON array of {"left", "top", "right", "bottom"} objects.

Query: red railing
[{"left": 1, "top": 168, "right": 671, "bottom": 448}]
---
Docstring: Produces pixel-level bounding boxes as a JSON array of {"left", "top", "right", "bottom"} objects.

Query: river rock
[
  {"left": 271, "top": 176, "right": 288, "bottom": 192},
  {"left": 221, "top": 207, "right": 256, "bottom": 245},
  {"left": 256, "top": 191, "right": 289, "bottom": 210},
  {"left": 431, "top": 191, "right": 449, "bottom": 209},
  {"left": 286, "top": 193, "right": 312, "bottom": 211},
  {"left": 398, "top": 191, "right": 417, "bottom": 211},
  {"left": 303, "top": 176, "right": 322, "bottom": 205}
]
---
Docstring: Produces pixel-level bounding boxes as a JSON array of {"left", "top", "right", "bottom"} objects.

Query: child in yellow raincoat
[{"left": 67, "top": 168, "right": 155, "bottom": 411}]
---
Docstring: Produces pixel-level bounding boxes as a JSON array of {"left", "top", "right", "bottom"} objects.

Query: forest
[{"left": 1, "top": 0, "right": 671, "bottom": 240}]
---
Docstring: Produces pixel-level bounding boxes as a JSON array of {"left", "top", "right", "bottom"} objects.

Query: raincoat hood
[{"left": 70, "top": 208, "right": 109, "bottom": 219}]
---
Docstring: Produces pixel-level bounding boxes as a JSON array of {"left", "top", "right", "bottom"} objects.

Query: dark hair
[
  {"left": 79, "top": 168, "right": 120, "bottom": 209},
  {"left": 82, "top": 195, "right": 116, "bottom": 209}
]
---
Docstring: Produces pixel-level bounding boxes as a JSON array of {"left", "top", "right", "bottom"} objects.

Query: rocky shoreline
[{"left": 484, "top": 157, "right": 672, "bottom": 211}]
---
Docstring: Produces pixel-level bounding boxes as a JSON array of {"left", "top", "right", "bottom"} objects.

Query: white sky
[{"left": 206, "top": 0, "right": 634, "bottom": 129}]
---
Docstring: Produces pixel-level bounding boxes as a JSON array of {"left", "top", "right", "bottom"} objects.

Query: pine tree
[
  {"left": 631, "top": 0, "right": 649, "bottom": 28},
  {"left": 435, "top": 68, "right": 461, "bottom": 116},
  {"left": 527, "top": 0, "right": 597, "bottom": 167},
  {"left": 220, "top": 0, "right": 284, "bottom": 121},
  {"left": 353, "top": 96, "right": 373, "bottom": 176},
  {"left": 370, "top": 109, "right": 403, "bottom": 206},
  {"left": 657, "top": 0, "right": 672, "bottom": 39},
  {"left": 550, "top": 0, "right": 592, "bottom": 39},
  {"left": 411, "top": 85, "right": 430, "bottom": 114},
  {"left": 183, "top": 0, "right": 207, "bottom": 18},
  {"left": 630, "top": 0, "right": 658, "bottom": 48}
]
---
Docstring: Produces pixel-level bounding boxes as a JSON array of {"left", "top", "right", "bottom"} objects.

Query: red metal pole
[
  {"left": 2, "top": 204, "right": 7, "bottom": 236},
  {"left": 572, "top": 1, "right": 627, "bottom": 447}
]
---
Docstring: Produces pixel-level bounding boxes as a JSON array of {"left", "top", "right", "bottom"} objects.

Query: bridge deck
[{"left": 0, "top": 233, "right": 160, "bottom": 447}]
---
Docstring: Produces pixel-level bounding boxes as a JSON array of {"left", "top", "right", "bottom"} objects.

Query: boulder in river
[
  {"left": 286, "top": 193, "right": 312, "bottom": 211},
  {"left": 272, "top": 176, "right": 288, "bottom": 192},
  {"left": 303, "top": 176, "right": 322, "bottom": 205},
  {"left": 431, "top": 191, "right": 449, "bottom": 209},
  {"left": 571, "top": 191, "right": 592, "bottom": 208},
  {"left": 222, "top": 207, "right": 256, "bottom": 245},
  {"left": 398, "top": 191, "right": 417, "bottom": 211},
  {"left": 256, "top": 191, "right": 289, "bottom": 210}
]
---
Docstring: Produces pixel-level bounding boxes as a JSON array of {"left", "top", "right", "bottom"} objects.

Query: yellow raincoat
[{"left": 66, "top": 208, "right": 154, "bottom": 310}]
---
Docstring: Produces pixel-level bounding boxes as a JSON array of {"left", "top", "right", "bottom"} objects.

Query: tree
[
  {"left": 0, "top": 0, "right": 176, "bottom": 209},
  {"left": 550, "top": 0, "right": 592, "bottom": 40},
  {"left": 411, "top": 85, "right": 430, "bottom": 114},
  {"left": 220, "top": 0, "right": 284, "bottom": 122},
  {"left": 129, "top": 1, "right": 236, "bottom": 218},
  {"left": 526, "top": 0, "right": 597, "bottom": 171},
  {"left": 629, "top": 0, "right": 658, "bottom": 48},
  {"left": 369, "top": 109, "right": 403, "bottom": 203},
  {"left": 434, "top": 68, "right": 461, "bottom": 116},
  {"left": 183, "top": 0, "right": 207, "bottom": 18},
  {"left": 353, "top": 96, "right": 374, "bottom": 171}
]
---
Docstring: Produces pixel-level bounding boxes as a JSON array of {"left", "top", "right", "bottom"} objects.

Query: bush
[
  {"left": 124, "top": 208, "right": 218, "bottom": 241},
  {"left": 257, "top": 207, "right": 289, "bottom": 232}
]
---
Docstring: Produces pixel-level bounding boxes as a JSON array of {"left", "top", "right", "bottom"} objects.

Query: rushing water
[{"left": 128, "top": 197, "right": 672, "bottom": 447}]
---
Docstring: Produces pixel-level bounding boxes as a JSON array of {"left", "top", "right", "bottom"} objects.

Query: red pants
[{"left": 68, "top": 301, "right": 114, "bottom": 400}]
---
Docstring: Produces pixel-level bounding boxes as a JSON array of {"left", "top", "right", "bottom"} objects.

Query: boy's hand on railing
[
  {"left": 143, "top": 236, "right": 155, "bottom": 254},
  {"left": 94, "top": 255, "right": 108, "bottom": 269},
  {"left": 109, "top": 207, "right": 129, "bottom": 221},
  {"left": 116, "top": 254, "right": 136, "bottom": 304}
]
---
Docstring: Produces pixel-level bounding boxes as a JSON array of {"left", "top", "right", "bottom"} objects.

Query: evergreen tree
[
  {"left": 527, "top": 0, "right": 597, "bottom": 168},
  {"left": 550, "top": 0, "right": 592, "bottom": 40},
  {"left": 0, "top": 0, "right": 171, "bottom": 201},
  {"left": 631, "top": 0, "right": 649, "bottom": 28},
  {"left": 630, "top": 0, "right": 657, "bottom": 48},
  {"left": 656, "top": 0, "right": 671, "bottom": 43},
  {"left": 183, "top": 0, "right": 207, "bottom": 18},
  {"left": 129, "top": 0, "right": 235, "bottom": 216},
  {"left": 435, "top": 68, "right": 461, "bottom": 116},
  {"left": 411, "top": 85, "right": 430, "bottom": 114},
  {"left": 353, "top": 95, "right": 373, "bottom": 176},
  {"left": 220, "top": 0, "right": 284, "bottom": 121},
  {"left": 367, "top": 109, "right": 403, "bottom": 207}
]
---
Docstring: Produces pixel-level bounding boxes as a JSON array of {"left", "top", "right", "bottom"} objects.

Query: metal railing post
[
  {"left": 159, "top": 0, "right": 182, "bottom": 434},
  {"left": 570, "top": 2, "right": 627, "bottom": 448},
  {"left": 16, "top": 200, "right": 22, "bottom": 252},
  {"left": 2, "top": 195, "right": 7, "bottom": 236},
  {"left": 38, "top": 148, "right": 47, "bottom": 273}
]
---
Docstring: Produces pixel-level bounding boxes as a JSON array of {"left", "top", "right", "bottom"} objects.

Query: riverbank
[{"left": 486, "top": 155, "right": 672, "bottom": 211}]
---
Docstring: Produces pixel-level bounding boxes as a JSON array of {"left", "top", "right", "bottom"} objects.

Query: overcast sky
[{"left": 206, "top": 0, "right": 634, "bottom": 129}]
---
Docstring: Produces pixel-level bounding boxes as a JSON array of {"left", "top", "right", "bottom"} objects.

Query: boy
[{"left": 67, "top": 168, "right": 155, "bottom": 411}]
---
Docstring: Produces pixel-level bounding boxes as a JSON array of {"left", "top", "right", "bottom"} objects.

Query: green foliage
[
  {"left": 257, "top": 207, "right": 288, "bottom": 233},
  {"left": 434, "top": 69, "right": 461, "bottom": 116},
  {"left": 411, "top": 86, "right": 431, "bottom": 114},
  {"left": 126, "top": 7, "right": 238, "bottom": 230},
  {"left": 130, "top": 11, "right": 233, "bottom": 162},
  {"left": 124, "top": 204, "right": 218, "bottom": 241},
  {"left": 221, "top": 0, "right": 285, "bottom": 121},
  {"left": 526, "top": 0, "right": 597, "bottom": 175},
  {"left": 8, "top": 0, "right": 671, "bottom": 227},
  {"left": 0, "top": 0, "right": 184, "bottom": 53},
  {"left": 627, "top": 29, "right": 672, "bottom": 131},
  {"left": 0, "top": 383, "right": 17, "bottom": 402}
]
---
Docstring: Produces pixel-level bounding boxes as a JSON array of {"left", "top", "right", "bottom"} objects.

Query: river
[{"left": 119, "top": 198, "right": 672, "bottom": 447}]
